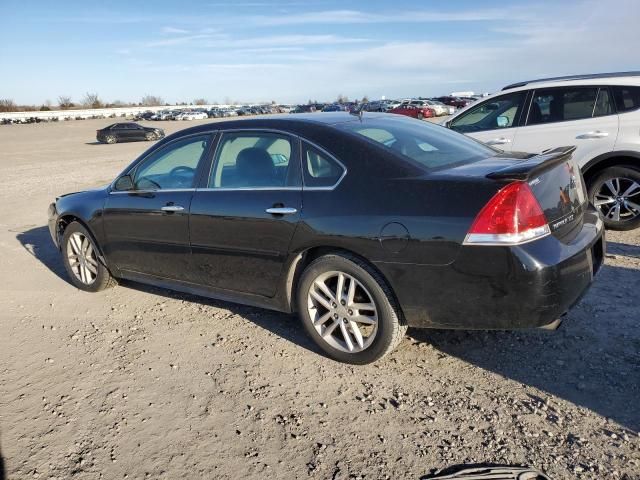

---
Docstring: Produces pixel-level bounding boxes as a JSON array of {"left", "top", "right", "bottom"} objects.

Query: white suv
[{"left": 445, "top": 72, "right": 640, "bottom": 230}]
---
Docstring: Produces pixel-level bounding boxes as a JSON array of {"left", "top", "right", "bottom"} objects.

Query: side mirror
[
  {"left": 114, "top": 174, "right": 134, "bottom": 191},
  {"left": 496, "top": 115, "right": 509, "bottom": 128}
]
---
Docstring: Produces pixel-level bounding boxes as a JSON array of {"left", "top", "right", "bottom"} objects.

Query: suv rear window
[
  {"left": 612, "top": 86, "right": 640, "bottom": 112},
  {"left": 527, "top": 87, "right": 598, "bottom": 125},
  {"left": 340, "top": 116, "right": 496, "bottom": 171}
]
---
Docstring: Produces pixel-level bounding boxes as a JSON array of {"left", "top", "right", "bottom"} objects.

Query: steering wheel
[
  {"left": 170, "top": 166, "right": 195, "bottom": 176},
  {"left": 136, "top": 177, "right": 161, "bottom": 190}
]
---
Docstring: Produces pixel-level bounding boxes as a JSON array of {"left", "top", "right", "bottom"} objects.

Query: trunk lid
[{"left": 486, "top": 146, "right": 588, "bottom": 241}]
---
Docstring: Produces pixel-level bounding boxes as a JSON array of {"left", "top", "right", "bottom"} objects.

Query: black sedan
[
  {"left": 49, "top": 113, "right": 604, "bottom": 364},
  {"left": 96, "top": 122, "right": 164, "bottom": 144}
]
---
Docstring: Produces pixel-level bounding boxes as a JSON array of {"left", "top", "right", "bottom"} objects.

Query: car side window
[
  {"left": 593, "top": 88, "right": 613, "bottom": 117},
  {"left": 526, "top": 87, "right": 598, "bottom": 125},
  {"left": 302, "top": 143, "right": 345, "bottom": 188},
  {"left": 209, "top": 132, "right": 294, "bottom": 188},
  {"left": 449, "top": 92, "right": 526, "bottom": 133},
  {"left": 612, "top": 85, "right": 640, "bottom": 112},
  {"left": 133, "top": 135, "right": 210, "bottom": 190}
]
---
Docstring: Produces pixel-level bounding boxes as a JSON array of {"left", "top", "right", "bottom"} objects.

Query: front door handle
[
  {"left": 265, "top": 207, "right": 297, "bottom": 215},
  {"left": 576, "top": 131, "right": 609, "bottom": 139},
  {"left": 486, "top": 137, "right": 512, "bottom": 145},
  {"left": 161, "top": 205, "right": 184, "bottom": 212}
]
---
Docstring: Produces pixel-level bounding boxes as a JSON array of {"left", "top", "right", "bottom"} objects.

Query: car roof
[
  {"left": 502, "top": 71, "right": 640, "bottom": 91},
  {"left": 172, "top": 112, "right": 389, "bottom": 135}
]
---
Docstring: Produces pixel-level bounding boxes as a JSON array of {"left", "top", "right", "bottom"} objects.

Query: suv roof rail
[{"left": 502, "top": 71, "right": 640, "bottom": 91}]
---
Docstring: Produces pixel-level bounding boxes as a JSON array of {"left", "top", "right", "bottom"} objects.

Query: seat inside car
[
  {"left": 528, "top": 102, "right": 543, "bottom": 124},
  {"left": 233, "top": 147, "right": 275, "bottom": 187}
]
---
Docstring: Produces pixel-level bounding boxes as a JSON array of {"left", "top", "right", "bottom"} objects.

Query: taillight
[{"left": 463, "top": 181, "right": 550, "bottom": 245}]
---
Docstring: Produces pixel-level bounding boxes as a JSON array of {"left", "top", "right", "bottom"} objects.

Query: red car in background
[{"left": 389, "top": 104, "right": 435, "bottom": 120}]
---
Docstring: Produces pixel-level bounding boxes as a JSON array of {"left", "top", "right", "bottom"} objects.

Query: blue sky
[{"left": 1, "top": 0, "right": 638, "bottom": 105}]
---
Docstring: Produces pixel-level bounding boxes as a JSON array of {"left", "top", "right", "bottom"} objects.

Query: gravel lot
[{"left": 0, "top": 118, "right": 638, "bottom": 480}]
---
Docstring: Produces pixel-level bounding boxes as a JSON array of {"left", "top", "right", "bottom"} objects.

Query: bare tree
[
  {"left": 336, "top": 94, "right": 349, "bottom": 104},
  {"left": 141, "top": 95, "right": 164, "bottom": 107},
  {"left": 58, "top": 96, "right": 73, "bottom": 109},
  {"left": 361, "top": 96, "right": 369, "bottom": 103},
  {"left": 0, "top": 99, "right": 17, "bottom": 112},
  {"left": 82, "top": 92, "right": 102, "bottom": 108},
  {"left": 193, "top": 98, "right": 207, "bottom": 106}
]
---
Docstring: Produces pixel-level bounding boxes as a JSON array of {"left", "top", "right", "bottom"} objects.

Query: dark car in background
[
  {"left": 433, "top": 96, "right": 470, "bottom": 109},
  {"left": 50, "top": 113, "right": 603, "bottom": 364},
  {"left": 96, "top": 122, "right": 165, "bottom": 144}
]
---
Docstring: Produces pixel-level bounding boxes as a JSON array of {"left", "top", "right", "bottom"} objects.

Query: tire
[
  {"left": 105, "top": 135, "right": 117, "bottom": 144},
  {"left": 61, "top": 222, "right": 117, "bottom": 292},
  {"left": 417, "top": 112, "right": 424, "bottom": 120},
  {"left": 296, "top": 253, "right": 407, "bottom": 364},
  {"left": 588, "top": 166, "right": 640, "bottom": 231},
  {"left": 145, "top": 132, "right": 156, "bottom": 141}
]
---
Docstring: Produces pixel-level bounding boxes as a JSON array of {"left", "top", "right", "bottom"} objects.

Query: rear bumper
[{"left": 377, "top": 206, "right": 605, "bottom": 329}]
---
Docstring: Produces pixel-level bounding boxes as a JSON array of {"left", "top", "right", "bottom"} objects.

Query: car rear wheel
[
  {"left": 588, "top": 166, "right": 640, "bottom": 230},
  {"left": 105, "top": 135, "right": 117, "bottom": 144},
  {"left": 61, "top": 222, "right": 116, "bottom": 292},
  {"left": 296, "top": 253, "right": 407, "bottom": 364}
]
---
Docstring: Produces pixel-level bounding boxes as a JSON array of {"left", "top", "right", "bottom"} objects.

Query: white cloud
[{"left": 162, "top": 26, "right": 191, "bottom": 34}]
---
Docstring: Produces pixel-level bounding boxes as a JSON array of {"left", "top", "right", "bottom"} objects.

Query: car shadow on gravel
[
  {"left": 16, "top": 226, "right": 323, "bottom": 357},
  {"left": 119, "top": 279, "right": 324, "bottom": 356},
  {"left": 607, "top": 240, "right": 640, "bottom": 259},
  {"left": 409, "top": 262, "right": 640, "bottom": 432},
  {"left": 16, "top": 225, "right": 68, "bottom": 281}
]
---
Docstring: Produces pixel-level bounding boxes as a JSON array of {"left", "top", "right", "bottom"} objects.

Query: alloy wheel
[
  {"left": 307, "top": 271, "right": 378, "bottom": 353},
  {"left": 66, "top": 232, "right": 99, "bottom": 285},
  {"left": 594, "top": 177, "right": 640, "bottom": 222}
]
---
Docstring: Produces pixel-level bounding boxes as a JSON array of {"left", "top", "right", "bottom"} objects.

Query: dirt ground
[{"left": 0, "top": 118, "right": 638, "bottom": 480}]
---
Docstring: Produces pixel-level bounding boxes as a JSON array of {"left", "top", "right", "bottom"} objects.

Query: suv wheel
[
  {"left": 588, "top": 166, "right": 640, "bottom": 230},
  {"left": 61, "top": 222, "right": 117, "bottom": 292},
  {"left": 296, "top": 253, "right": 407, "bottom": 364}
]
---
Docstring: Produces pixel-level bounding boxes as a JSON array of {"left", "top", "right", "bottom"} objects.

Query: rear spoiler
[{"left": 486, "top": 146, "right": 577, "bottom": 180}]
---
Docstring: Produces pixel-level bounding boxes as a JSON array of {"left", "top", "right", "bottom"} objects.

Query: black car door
[
  {"left": 102, "top": 133, "right": 214, "bottom": 281},
  {"left": 189, "top": 130, "right": 302, "bottom": 297}
]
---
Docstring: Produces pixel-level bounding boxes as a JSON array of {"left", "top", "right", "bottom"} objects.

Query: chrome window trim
[
  {"left": 300, "top": 139, "right": 347, "bottom": 191},
  {"left": 109, "top": 188, "right": 196, "bottom": 195},
  {"left": 195, "top": 186, "right": 302, "bottom": 192}
]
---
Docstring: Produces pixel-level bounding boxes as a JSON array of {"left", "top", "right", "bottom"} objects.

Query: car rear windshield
[{"left": 339, "top": 116, "right": 496, "bottom": 171}]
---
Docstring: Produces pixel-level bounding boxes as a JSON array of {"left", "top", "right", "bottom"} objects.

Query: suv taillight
[{"left": 463, "top": 181, "right": 550, "bottom": 245}]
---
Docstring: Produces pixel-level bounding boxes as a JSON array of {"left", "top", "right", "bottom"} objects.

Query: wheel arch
[
  {"left": 57, "top": 214, "right": 107, "bottom": 263},
  {"left": 582, "top": 151, "right": 640, "bottom": 185},
  {"left": 283, "top": 246, "right": 404, "bottom": 319}
]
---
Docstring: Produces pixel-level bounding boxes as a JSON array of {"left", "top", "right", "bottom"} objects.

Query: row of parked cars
[{"left": 134, "top": 104, "right": 292, "bottom": 122}]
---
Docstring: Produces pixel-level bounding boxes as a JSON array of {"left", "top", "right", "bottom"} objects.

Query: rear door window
[
  {"left": 526, "top": 87, "right": 598, "bottom": 125},
  {"left": 612, "top": 85, "right": 640, "bottom": 112},
  {"left": 209, "top": 132, "right": 297, "bottom": 188}
]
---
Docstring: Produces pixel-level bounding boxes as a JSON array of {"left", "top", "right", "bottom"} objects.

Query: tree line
[{"left": 0, "top": 94, "right": 216, "bottom": 112}]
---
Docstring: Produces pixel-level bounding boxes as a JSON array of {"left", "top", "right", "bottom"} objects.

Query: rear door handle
[
  {"left": 486, "top": 137, "right": 512, "bottom": 145},
  {"left": 265, "top": 207, "right": 297, "bottom": 215},
  {"left": 576, "top": 131, "right": 609, "bottom": 139},
  {"left": 161, "top": 205, "right": 184, "bottom": 212}
]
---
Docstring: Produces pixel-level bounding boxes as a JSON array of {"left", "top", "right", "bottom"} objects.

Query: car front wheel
[
  {"left": 296, "top": 253, "right": 407, "bottom": 364},
  {"left": 61, "top": 222, "right": 117, "bottom": 292},
  {"left": 588, "top": 166, "right": 640, "bottom": 230}
]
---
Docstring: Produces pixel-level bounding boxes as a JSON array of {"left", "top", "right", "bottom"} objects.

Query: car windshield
[{"left": 339, "top": 116, "right": 497, "bottom": 171}]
